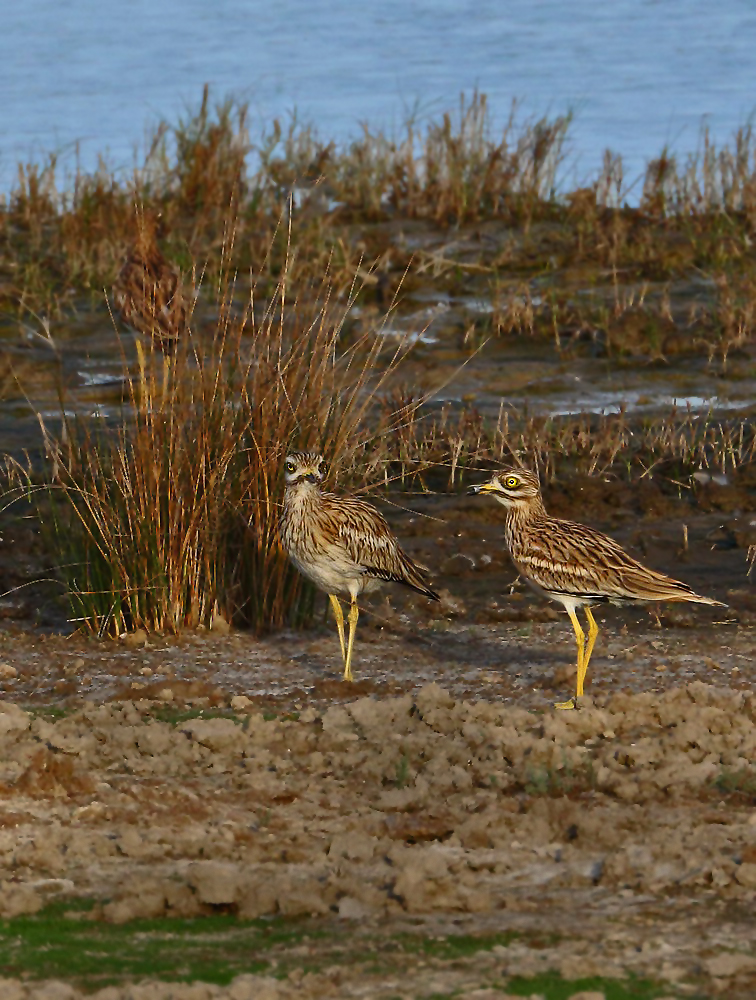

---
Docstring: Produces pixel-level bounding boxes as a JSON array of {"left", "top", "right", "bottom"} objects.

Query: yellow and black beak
[{"left": 467, "top": 479, "right": 498, "bottom": 496}]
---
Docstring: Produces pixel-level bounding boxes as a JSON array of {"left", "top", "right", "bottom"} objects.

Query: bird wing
[
  {"left": 321, "top": 494, "right": 438, "bottom": 598},
  {"left": 514, "top": 518, "right": 702, "bottom": 602}
]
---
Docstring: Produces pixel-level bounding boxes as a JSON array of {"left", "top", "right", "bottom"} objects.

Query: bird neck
[
  {"left": 284, "top": 480, "right": 323, "bottom": 510},
  {"left": 504, "top": 497, "right": 547, "bottom": 543}
]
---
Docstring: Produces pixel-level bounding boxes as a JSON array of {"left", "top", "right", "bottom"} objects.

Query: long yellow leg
[
  {"left": 555, "top": 608, "right": 585, "bottom": 711},
  {"left": 328, "top": 594, "right": 347, "bottom": 664},
  {"left": 578, "top": 607, "right": 600, "bottom": 696},
  {"left": 343, "top": 598, "right": 359, "bottom": 682}
]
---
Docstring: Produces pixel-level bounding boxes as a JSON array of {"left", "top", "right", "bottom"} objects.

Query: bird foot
[{"left": 554, "top": 697, "right": 579, "bottom": 711}]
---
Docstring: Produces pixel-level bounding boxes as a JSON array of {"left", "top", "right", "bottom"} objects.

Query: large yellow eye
[
  {"left": 285, "top": 461, "right": 295, "bottom": 474},
  {"left": 504, "top": 475, "right": 519, "bottom": 488}
]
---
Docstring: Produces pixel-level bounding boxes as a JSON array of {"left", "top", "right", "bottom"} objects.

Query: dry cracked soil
[{"left": 0, "top": 485, "right": 753, "bottom": 999}]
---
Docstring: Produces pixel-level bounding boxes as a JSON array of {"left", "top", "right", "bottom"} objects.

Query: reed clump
[{"left": 36, "top": 242, "right": 417, "bottom": 637}]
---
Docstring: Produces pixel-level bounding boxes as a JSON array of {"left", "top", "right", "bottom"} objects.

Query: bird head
[
  {"left": 467, "top": 467, "right": 542, "bottom": 509},
  {"left": 283, "top": 452, "right": 328, "bottom": 487}
]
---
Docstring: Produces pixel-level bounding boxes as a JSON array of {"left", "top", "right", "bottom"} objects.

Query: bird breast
[{"left": 280, "top": 487, "right": 372, "bottom": 597}]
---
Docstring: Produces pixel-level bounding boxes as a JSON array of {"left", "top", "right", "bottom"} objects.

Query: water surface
[{"left": 2, "top": 0, "right": 755, "bottom": 195}]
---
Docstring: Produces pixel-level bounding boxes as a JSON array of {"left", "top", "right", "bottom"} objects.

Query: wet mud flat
[{"left": 0, "top": 485, "right": 752, "bottom": 999}]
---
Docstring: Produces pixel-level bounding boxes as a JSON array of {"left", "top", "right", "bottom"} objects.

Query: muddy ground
[{"left": 0, "top": 481, "right": 752, "bottom": 998}]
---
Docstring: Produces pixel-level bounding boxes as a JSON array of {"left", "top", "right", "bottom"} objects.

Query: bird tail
[
  {"left": 401, "top": 555, "right": 440, "bottom": 601},
  {"left": 616, "top": 562, "right": 726, "bottom": 606},
  {"left": 677, "top": 592, "right": 727, "bottom": 607},
  {"left": 408, "top": 580, "right": 441, "bottom": 601},
  {"left": 637, "top": 574, "right": 725, "bottom": 607}
]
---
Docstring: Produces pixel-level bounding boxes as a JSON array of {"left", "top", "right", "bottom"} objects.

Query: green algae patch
[
  {"left": 505, "top": 972, "right": 699, "bottom": 999},
  {"left": 0, "top": 903, "right": 523, "bottom": 990},
  {"left": 0, "top": 901, "right": 327, "bottom": 988},
  {"left": 0, "top": 903, "right": 522, "bottom": 988}
]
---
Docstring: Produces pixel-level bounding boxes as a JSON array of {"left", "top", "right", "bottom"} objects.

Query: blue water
[{"left": 2, "top": 0, "right": 755, "bottom": 196}]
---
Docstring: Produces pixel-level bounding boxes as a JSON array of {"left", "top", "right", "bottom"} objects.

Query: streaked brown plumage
[
  {"left": 279, "top": 452, "right": 439, "bottom": 680},
  {"left": 469, "top": 466, "right": 725, "bottom": 709},
  {"left": 113, "top": 214, "right": 187, "bottom": 352}
]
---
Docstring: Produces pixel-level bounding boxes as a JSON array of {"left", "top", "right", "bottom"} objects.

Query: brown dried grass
[{"left": 36, "top": 225, "right": 419, "bottom": 637}]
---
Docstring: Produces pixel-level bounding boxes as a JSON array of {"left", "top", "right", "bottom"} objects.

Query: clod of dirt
[
  {"left": 187, "top": 861, "right": 243, "bottom": 905},
  {"left": 119, "top": 630, "right": 148, "bottom": 648},
  {"left": 0, "top": 701, "right": 30, "bottom": 736},
  {"left": 0, "top": 881, "right": 42, "bottom": 918},
  {"left": 210, "top": 614, "right": 232, "bottom": 635},
  {"left": 705, "top": 952, "right": 756, "bottom": 977}
]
